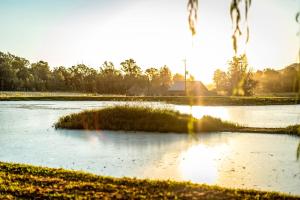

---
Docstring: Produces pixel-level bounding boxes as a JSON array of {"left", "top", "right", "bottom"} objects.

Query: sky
[{"left": 0, "top": 0, "right": 299, "bottom": 84}]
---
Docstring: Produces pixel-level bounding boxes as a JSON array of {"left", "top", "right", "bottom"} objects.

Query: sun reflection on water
[
  {"left": 175, "top": 106, "right": 230, "bottom": 120},
  {"left": 179, "top": 143, "right": 230, "bottom": 184}
]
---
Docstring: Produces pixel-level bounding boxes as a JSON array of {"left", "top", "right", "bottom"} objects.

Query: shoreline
[
  {"left": 1, "top": 95, "right": 300, "bottom": 106},
  {"left": 55, "top": 127, "right": 300, "bottom": 137}
]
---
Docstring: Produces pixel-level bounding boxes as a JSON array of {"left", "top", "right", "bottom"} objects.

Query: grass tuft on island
[
  {"left": 55, "top": 105, "right": 241, "bottom": 133},
  {"left": 0, "top": 162, "right": 298, "bottom": 199}
]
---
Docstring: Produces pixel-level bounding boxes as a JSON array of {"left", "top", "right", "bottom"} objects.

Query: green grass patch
[
  {"left": 0, "top": 162, "right": 298, "bottom": 199},
  {"left": 55, "top": 105, "right": 241, "bottom": 133}
]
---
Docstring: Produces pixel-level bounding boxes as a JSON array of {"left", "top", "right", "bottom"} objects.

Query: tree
[
  {"left": 213, "top": 55, "right": 257, "bottom": 96},
  {"left": 120, "top": 59, "right": 142, "bottom": 77},
  {"left": 227, "top": 55, "right": 256, "bottom": 96},
  {"left": 68, "top": 64, "right": 97, "bottom": 92},
  {"left": 213, "top": 69, "right": 228, "bottom": 93},
  {"left": 51, "top": 66, "right": 70, "bottom": 91},
  {"left": 120, "top": 59, "right": 147, "bottom": 95},
  {"left": 145, "top": 68, "right": 159, "bottom": 81},
  {"left": 260, "top": 69, "right": 281, "bottom": 93},
  {"left": 145, "top": 67, "right": 160, "bottom": 95},
  {"left": 159, "top": 65, "right": 172, "bottom": 95},
  {"left": 173, "top": 73, "right": 185, "bottom": 82},
  {"left": 100, "top": 61, "right": 120, "bottom": 76},
  {"left": 30, "top": 61, "right": 51, "bottom": 91},
  {"left": 97, "top": 61, "right": 123, "bottom": 94}
]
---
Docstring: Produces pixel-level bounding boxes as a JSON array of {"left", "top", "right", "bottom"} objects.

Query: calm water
[{"left": 0, "top": 101, "right": 299, "bottom": 195}]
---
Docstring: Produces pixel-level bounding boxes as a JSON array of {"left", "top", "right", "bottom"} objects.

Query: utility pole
[{"left": 183, "top": 59, "right": 187, "bottom": 96}]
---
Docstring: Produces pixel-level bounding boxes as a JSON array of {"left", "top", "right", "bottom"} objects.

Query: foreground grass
[
  {"left": 1, "top": 92, "right": 300, "bottom": 106},
  {"left": 0, "top": 162, "right": 298, "bottom": 199},
  {"left": 55, "top": 106, "right": 241, "bottom": 133}
]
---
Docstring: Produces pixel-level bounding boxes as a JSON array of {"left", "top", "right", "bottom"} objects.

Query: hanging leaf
[
  {"left": 232, "top": 35, "right": 238, "bottom": 54},
  {"left": 245, "top": 0, "right": 251, "bottom": 20},
  {"left": 187, "top": 0, "right": 198, "bottom": 36},
  {"left": 297, "top": 142, "right": 300, "bottom": 161},
  {"left": 246, "top": 26, "right": 250, "bottom": 43},
  {"left": 187, "top": 0, "right": 251, "bottom": 52},
  {"left": 230, "top": 0, "right": 251, "bottom": 54}
]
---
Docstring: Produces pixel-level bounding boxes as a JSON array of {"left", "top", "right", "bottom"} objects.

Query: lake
[{"left": 0, "top": 101, "right": 299, "bottom": 195}]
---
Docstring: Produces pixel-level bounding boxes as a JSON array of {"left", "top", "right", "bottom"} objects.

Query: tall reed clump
[{"left": 55, "top": 105, "right": 240, "bottom": 133}]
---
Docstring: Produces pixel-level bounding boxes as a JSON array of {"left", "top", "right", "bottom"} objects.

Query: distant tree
[
  {"left": 159, "top": 65, "right": 172, "bottom": 95},
  {"left": 100, "top": 61, "right": 120, "bottom": 75},
  {"left": 51, "top": 66, "right": 69, "bottom": 91},
  {"left": 145, "top": 67, "right": 160, "bottom": 95},
  {"left": 213, "top": 55, "right": 256, "bottom": 96},
  {"left": 30, "top": 61, "right": 51, "bottom": 91},
  {"left": 68, "top": 64, "right": 97, "bottom": 92},
  {"left": 280, "top": 65, "right": 299, "bottom": 92},
  {"left": 120, "top": 59, "right": 142, "bottom": 77},
  {"left": 0, "top": 53, "right": 12, "bottom": 90},
  {"left": 145, "top": 68, "right": 159, "bottom": 81},
  {"left": 97, "top": 61, "right": 123, "bottom": 94},
  {"left": 173, "top": 73, "right": 184, "bottom": 82},
  {"left": 259, "top": 69, "right": 281, "bottom": 93},
  {"left": 227, "top": 55, "right": 256, "bottom": 96},
  {"left": 173, "top": 73, "right": 195, "bottom": 82},
  {"left": 188, "top": 74, "right": 195, "bottom": 81},
  {"left": 120, "top": 59, "right": 147, "bottom": 95},
  {"left": 213, "top": 69, "right": 228, "bottom": 93}
]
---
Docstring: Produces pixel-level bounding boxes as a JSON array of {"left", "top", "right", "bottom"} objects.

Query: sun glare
[
  {"left": 179, "top": 143, "right": 230, "bottom": 184},
  {"left": 175, "top": 105, "right": 230, "bottom": 120}
]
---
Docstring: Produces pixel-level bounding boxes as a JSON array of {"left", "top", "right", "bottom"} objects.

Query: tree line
[
  {"left": 0, "top": 52, "right": 186, "bottom": 95},
  {"left": 1, "top": 51, "right": 299, "bottom": 96},
  {"left": 213, "top": 54, "right": 300, "bottom": 95}
]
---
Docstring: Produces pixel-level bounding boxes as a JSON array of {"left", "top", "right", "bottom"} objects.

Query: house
[{"left": 168, "top": 81, "right": 209, "bottom": 96}]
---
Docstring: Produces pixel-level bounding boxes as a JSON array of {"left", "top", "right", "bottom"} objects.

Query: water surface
[{"left": 0, "top": 101, "right": 299, "bottom": 195}]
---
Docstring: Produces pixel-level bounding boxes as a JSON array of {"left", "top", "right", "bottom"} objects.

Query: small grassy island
[
  {"left": 0, "top": 162, "right": 299, "bottom": 199},
  {"left": 55, "top": 106, "right": 300, "bottom": 136},
  {"left": 55, "top": 106, "right": 241, "bottom": 133}
]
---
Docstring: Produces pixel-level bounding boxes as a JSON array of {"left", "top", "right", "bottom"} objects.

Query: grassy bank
[
  {"left": 0, "top": 162, "right": 298, "bottom": 199},
  {"left": 1, "top": 92, "right": 300, "bottom": 105},
  {"left": 237, "top": 125, "right": 300, "bottom": 136},
  {"left": 55, "top": 106, "right": 300, "bottom": 136},
  {"left": 55, "top": 106, "right": 241, "bottom": 133}
]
